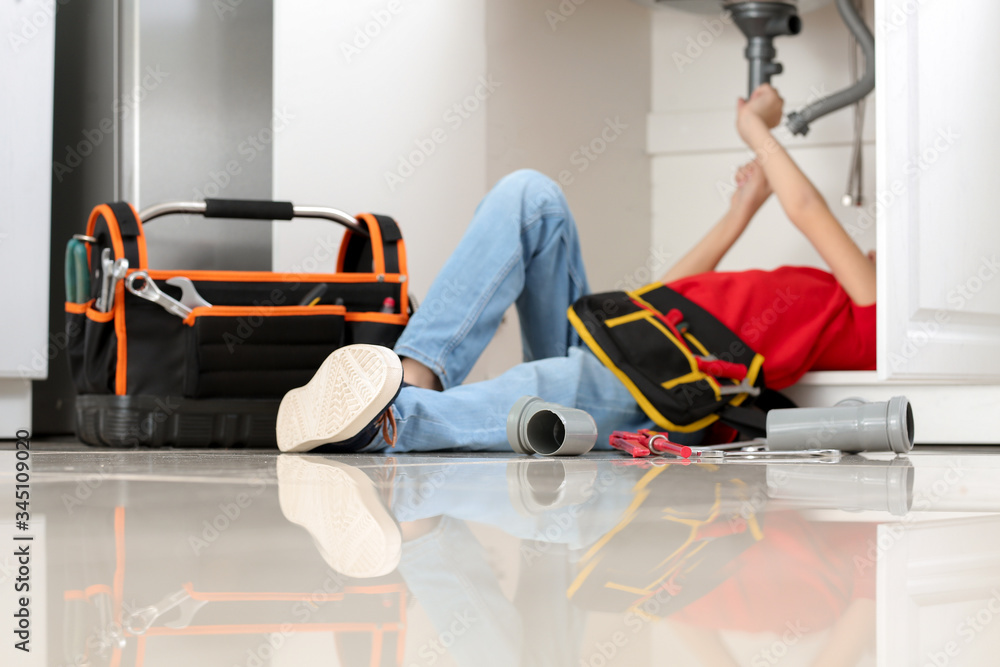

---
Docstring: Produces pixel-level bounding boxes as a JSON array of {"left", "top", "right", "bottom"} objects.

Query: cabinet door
[
  {"left": 877, "top": 0, "right": 1000, "bottom": 380},
  {"left": 0, "top": 3, "right": 54, "bottom": 382}
]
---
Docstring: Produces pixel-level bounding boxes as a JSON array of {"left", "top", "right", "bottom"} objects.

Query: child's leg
[
  {"left": 394, "top": 169, "right": 590, "bottom": 389},
  {"left": 365, "top": 347, "right": 653, "bottom": 453}
]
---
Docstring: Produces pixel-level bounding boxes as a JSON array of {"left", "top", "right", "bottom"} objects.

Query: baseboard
[
  {"left": 0, "top": 379, "right": 32, "bottom": 438},
  {"left": 785, "top": 372, "right": 999, "bottom": 445}
]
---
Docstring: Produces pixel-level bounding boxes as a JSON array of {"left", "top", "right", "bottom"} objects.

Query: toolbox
[{"left": 64, "top": 199, "right": 410, "bottom": 448}]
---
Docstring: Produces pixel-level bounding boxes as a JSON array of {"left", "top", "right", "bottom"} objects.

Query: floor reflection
[{"left": 20, "top": 448, "right": 1000, "bottom": 666}]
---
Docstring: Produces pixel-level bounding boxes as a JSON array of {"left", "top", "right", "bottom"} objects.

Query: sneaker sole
[
  {"left": 276, "top": 455, "right": 401, "bottom": 578},
  {"left": 276, "top": 344, "right": 403, "bottom": 453}
]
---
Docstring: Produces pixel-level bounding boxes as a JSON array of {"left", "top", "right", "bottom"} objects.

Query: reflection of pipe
[
  {"left": 767, "top": 455, "right": 914, "bottom": 516},
  {"left": 786, "top": 0, "right": 874, "bottom": 135},
  {"left": 729, "top": 2, "right": 803, "bottom": 98},
  {"left": 506, "top": 460, "right": 599, "bottom": 516}
]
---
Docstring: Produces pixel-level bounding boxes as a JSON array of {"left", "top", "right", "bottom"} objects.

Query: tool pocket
[
  {"left": 345, "top": 312, "right": 407, "bottom": 348},
  {"left": 183, "top": 305, "right": 347, "bottom": 399},
  {"left": 66, "top": 302, "right": 119, "bottom": 394}
]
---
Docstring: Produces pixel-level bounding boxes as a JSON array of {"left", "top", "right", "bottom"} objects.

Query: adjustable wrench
[{"left": 165, "top": 276, "right": 212, "bottom": 309}]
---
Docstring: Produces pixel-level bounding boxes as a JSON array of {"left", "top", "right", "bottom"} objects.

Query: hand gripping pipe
[{"left": 786, "top": 0, "right": 875, "bottom": 135}]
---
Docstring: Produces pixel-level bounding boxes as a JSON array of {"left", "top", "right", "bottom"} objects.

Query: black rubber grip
[{"left": 203, "top": 199, "right": 295, "bottom": 221}]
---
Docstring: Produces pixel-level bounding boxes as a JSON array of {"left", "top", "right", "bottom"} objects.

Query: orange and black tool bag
[
  {"left": 568, "top": 282, "right": 774, "bottom": 437},
  {"left": 65, "top": 199, "right": 410, "bottom": 448}
]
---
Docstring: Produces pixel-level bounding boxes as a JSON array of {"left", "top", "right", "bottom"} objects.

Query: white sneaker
[
  {"left": 277, "top": 455, "right": 401, "bottom": 578},
  {"left": 276, "top": 344, "right": 403, "bottom": 453}
]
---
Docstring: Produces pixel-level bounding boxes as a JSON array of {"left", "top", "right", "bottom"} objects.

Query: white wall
[
  {"left": 273, "top": 0, "right": 652, "bottom": 381},
  {"left": 273, "top": 0, "right": 489, "bottom": 297},
  {"left": 649, "top": 0, "right": 877, "bottom": 274},
  {"left": 476, "top": 0, "right": 652, "bottom": 380}
]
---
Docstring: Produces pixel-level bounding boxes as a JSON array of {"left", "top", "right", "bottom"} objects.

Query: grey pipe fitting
[
  {"left": 507, "top": 396, "right": 598, "bottom": 457},
  {"left": 786, "top": 0, "right": 875, "bottom": 135},
  {"left": 766, "top": 396, "right": 915, "bottom": 454},
  {"left": 729, "top": 1, "right": 803, "bottom": 98}
]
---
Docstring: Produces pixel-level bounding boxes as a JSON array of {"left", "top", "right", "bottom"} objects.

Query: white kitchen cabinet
[
  {"left": 652, "top": 0, "right": 1000, "bottom": 443},
  {"left": 791, "top": 0, "right": 1000, "bottom": 443},
  {"left": 0, "top": 3, "right": 55, "bottom": 437},
  {"left": 877, "top": 0, "right": 1000, "bottom": 382}
]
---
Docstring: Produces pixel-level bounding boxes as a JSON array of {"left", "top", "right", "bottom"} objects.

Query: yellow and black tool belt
[
  {"left": 568, "top": 282, "right": 766, "bottom": 434},
  {"left": 64, "top": 199, "right": 410, "bottom": 448}
]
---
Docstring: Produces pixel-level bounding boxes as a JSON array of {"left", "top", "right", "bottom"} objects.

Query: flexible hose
[{"left": 786, "top": 0, "right": 874, "bottom": 136}]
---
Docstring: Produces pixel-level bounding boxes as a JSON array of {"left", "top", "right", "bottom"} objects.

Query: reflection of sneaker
[
  {"left": 276, "top": 344, "right": 403, "bottom": 453},
  {"left": 277, "top": 455, "right": 401, "bottom": 578}
]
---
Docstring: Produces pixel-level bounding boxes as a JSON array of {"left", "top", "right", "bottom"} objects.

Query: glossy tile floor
[{"left": 2, "top": 443, "right": 1000, "bottom": 667}]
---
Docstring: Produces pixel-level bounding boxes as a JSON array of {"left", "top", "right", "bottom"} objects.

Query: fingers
[
  {"left": 750, "top": 83, "right": 784, "bottom": 106},
  {"left": 735, "top": 161, "right": 756, "bottom": 186},
  {"left": 751, "top": 83, "right": 775, "bottom": 99}
]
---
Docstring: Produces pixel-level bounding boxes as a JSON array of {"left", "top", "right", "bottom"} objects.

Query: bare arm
[
  {"left": 660, "top": 161, "right": 771, "bottom": 283},
  {"left": 737, "top": 86, "right": 877, "bottom": 305}
]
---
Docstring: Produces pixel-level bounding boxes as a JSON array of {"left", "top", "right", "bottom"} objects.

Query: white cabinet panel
[
  {"left": 0, "top": 2, "right": 54, "bottom": 381},
  {"left": 877, "top": 0, "right": 1000, "bottom": 380},
  {"left": 0, "top": 1, "right": 55, "bottom": 435}
]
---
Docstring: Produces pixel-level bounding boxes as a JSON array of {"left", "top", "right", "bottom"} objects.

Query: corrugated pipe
[{"left": 786, "top": 0, "right": 874, "bottom": 135}]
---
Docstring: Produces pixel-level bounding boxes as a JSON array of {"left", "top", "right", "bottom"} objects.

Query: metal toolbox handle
[{"left": 138, "top": 199, "right": 369, "bottom": 237}]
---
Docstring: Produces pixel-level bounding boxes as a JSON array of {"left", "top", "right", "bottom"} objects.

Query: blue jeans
[{"left": 377, "top": 169, "right": 655, "bottom": 452}]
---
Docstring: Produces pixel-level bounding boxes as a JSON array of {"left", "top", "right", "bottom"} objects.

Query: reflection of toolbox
[{"left": 65, "top": 199, "right": 410, "bottom": 448}]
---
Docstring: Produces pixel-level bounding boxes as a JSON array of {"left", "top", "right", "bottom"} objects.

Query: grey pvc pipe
[
  {"left": 786, "top": 0, "right": 875, "bottom": 136},
  {"left": 765, "top": 396, "right": 914, "bottom": 454},
  {"left": 507, "top": 396, "right": 598, "bottom": 457},
  {"left": 730, "top": 2, "right": 803, "bottom": 98}
]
